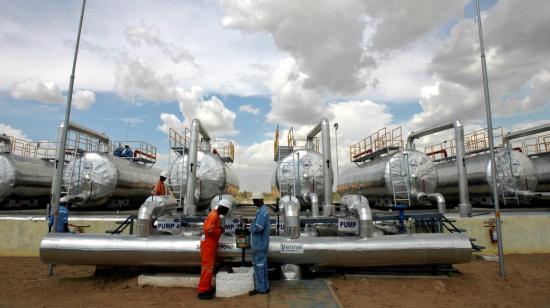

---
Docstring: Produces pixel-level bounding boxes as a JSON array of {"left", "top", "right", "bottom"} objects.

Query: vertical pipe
[
  {"left": 321, "top": 118, "right": 333, "bottom": 216},
  {"left": 454, "top": 122, "right": 471, "bottom": 217},
  {"left": 48, "top": 0, "right": 86, "bottom": 276},
  {"left": 306, "top": 118, "right": 333, "bottom": 216},
  {"left": 50, "top": 0, "right": 87, "bottom": 232},
  {"left": 185, "top": 120, "right": 200, "bottom": 216},
  {"left": 475, "top": 0, "right": 505, "bottom": 277}
]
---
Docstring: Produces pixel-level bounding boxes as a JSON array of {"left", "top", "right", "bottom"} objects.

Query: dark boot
[{"left": 198, "top": 292, "right": 215, "bottom": 300}]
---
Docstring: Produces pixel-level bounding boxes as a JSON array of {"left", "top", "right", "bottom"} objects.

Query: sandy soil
[
  {"left": 332, "top": 254, "right": 550, "bottom": 308},
  {"left": 0, "top": 258, "right": 267, "bottom": 308},
  {"left": 0, "top": 255, "right": 549, "bottom": 307}
]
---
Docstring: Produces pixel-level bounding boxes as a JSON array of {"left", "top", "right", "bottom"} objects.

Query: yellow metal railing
[
  {"left": 512, "top": 133, "right": 550, "bottom": 155},
  {"left": 212, "top": 139, "right": 235, "bottom": 162},
  {"left": 424, "top": 127, "right": 504, "bottom": 159},
  {"left": 5, "top": 137, "right": 57, "bottom": 159},
  {"left": 349, "top": 127, "right": 403, "bottom": 162}
]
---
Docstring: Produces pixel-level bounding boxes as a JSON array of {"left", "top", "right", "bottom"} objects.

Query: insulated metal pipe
[
  {"left": 280, "top": 196, "right": 300, "bottom": 239},
  {"left": 303, "top": 192, "right": 319, "bottom": 218},
  {"left": 341, "top": 194, "right": 373, "bottom": 238},
  {"left": 418, "top": 193, "right": 446, "bottom": 214},
  {"left": 307, "top": 118, "right": 333, "bottom": 216},
  {"left": 136, "top": 196, "right": 178, "bottom": 237},
  {"left": 40, "top": 233, "right": 472, "bottom": 267},
  {"left": 407, "top": 121, "right": 471, "bottom": 217},
  {"left": 185, "top": 119, "right": 210, "bottom": 216}
]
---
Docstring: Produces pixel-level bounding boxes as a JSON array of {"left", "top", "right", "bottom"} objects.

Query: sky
[{"left": 1, "top": 0, "right": 549, "bottom": 192}]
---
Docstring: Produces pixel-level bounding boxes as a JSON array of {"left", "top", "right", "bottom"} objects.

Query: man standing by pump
[
  {"left": 197, "top": 199, "right": 231, "bottom": 300},
  {"left": 249, "top": 192, "right": 270, "bottom": 296}
]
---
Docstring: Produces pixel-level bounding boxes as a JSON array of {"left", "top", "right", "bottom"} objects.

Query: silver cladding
[
  {"left": 337, "top": 150, "right": 437, "bottom": 198},
  {"left": 40, "top": 232, "right": 472, "bottom": 267},
  {"left": 63, "top": 152, "right": 160, "bottom": 207},
  {"left": 0, "top": 154, "right": 54, "bottom": 202},
  {"left": 436, "top": 150, "right": 538, "bottom": 197},
  {"left": 168, "top": 151, "right": 239, "bottom": 206},
  {"left": 273, "top": 150, "right": 328, "bottom": 202}
]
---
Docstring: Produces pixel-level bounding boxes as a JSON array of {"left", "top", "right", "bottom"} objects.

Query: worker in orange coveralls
[
  {"left": 197, "top": 199, "right": 231, "bottom": 300},
  {"left": 152, "top": 171, "right": 168, "bottom": 196}
]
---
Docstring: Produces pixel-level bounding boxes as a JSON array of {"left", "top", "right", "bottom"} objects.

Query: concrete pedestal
[
  {"left": 215, "top": 267, "right": 254, "bottom": 298},
  {"left": 138, "top": 273, "right": 208, "bottom": 288}
]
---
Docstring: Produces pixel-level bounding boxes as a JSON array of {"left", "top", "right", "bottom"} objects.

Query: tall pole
[
  {"left": 475, "top": 0, "right": 505, "bottom": 277},
  {"left": 333, "top": 123, "right": 339, "bottom": 180},
  {"left": 48, "top": 0, "right": 86, "bottom": 275}
]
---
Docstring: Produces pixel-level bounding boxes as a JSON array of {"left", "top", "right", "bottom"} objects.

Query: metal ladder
[
  {"left": 389, "top": 152, "right": 412, "bottom": 207},
  {"left": 495, "top": 150, "right": 519, "bottom": 206},
  {"left": 278, "top": 148, "right": 297, "bottom": 198}
]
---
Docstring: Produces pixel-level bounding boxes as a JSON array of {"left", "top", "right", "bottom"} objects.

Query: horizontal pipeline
[{"left": 40, "top": 233, "right": 472, "bottom": 267}]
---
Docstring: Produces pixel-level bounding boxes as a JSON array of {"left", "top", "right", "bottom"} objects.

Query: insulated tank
[
  {"left": 63, "top": 152, "right": 161, "bottom": 207},
  {"left": 337, "top": 150, "right": 437, "bottom": 207},
  {"left": 272, "top": 150, "right": 330, "bottom": 204},
  {"left": 531, "top": 156, "right": 550, "bottom": 192},
  {"left": 168, "top": 150, "right": 239, "bottom": 207},
  {"left": 0, "top": 153, "right": 53, "bottom": 205},
  {"left": 435, "top": 150, "right": 538, "bottom": 204}
]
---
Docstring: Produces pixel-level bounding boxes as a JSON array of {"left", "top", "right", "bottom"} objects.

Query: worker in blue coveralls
[
  {"left": 248, "top": 191, "right": 270, "bottom": 296},
  {"left": 120, "top": 145, "right": 133, "bottom": 158},
  {"left": 48, "top": 196, "right": 70, "bottom": 233}
]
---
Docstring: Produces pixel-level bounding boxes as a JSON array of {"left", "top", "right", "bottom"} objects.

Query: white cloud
[
  {"left": 221, "top": 0, "right": 467, "bottom": 96},
  {"left": 231, "top": 140, "right": 276, "bottom": 192},
  {"left": 0, "top": 123, "right": 29, "bottom": 141},
  {"left": 73, "top": 90, "right": 96, "bottom": 110},
  {"left": 266, "top": 58, "right": 325, "bottom": 125},
  {"left": 125, "top": 23, "right": 196, "bottom": 65},
  {"left": 176, "top": 86, "right": 238, "bottom": 136},
  {"left": 411, "top": 0, "right": 550, "bottom": 129},
  {"left": 114, "top": 52, "right": 178, "bottom": 102},
  {"left": 157, "top": 113, "right": 184, "bottom": 134},
  {"left": 10, "top": 79, "right": 95, "bottom": 110},
  {"left": 239, "top": 104, "right": 260, "bottom": 115},
  {"left": 221, "top": 0, "right": 370, "bottom": 94},
  {"left": 10, "top": 79, "right": 64, "bottom": 104}
]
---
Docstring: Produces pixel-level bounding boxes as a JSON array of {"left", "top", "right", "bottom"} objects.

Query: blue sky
[{"left": 1, "top": 0, "right": 548, "bottom": 191}]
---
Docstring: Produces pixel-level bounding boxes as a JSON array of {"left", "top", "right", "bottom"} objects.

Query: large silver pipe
[
  {"left": 136, "top": 196, "right": 178, "bottom": 237},
  {"left": 185, "top": 119, "right": 210, "bottom": 216},
  {"left": 307, "top": 118, "right": 333, "bottom": 216},
  {"left": 503, "top": 123, "right": 550, "bottom": 148},
  {"left": 280, "top": 196, "right": 300, "bottom": 239},
  {"left": 341, "top": 194, "right": 373, "bottom": 238},
  {"left": 407, "top": 121, "right": 471, "bottom": 217},
  {"left": 40, "top": 233, "right": 472, "bottom": 267},
  {"left": 417, "top": 193, "right": 446, "bottom": 214},
  {"left": 0, "top": 134, "right": 11, "bottom": 153},
  {"left": 303, "top": 192, "right": 319, "bottom": 217}
]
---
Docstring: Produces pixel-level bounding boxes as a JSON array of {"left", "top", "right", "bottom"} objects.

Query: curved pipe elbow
[{"left": 342, "top": 194, "right": 373, "bottom": 238}]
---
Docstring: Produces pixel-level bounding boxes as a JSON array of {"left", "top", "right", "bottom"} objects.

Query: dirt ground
[
  {"left": 332, "top": 254, "right": 550, "bottom": 308},
  {"left": 0, "top": 255, "right": 549, "bottom": 308}
]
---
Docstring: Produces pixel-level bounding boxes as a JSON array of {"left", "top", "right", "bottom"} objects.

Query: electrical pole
[{"left": 475, "top": 0, "right": 505, "bottom": 277}]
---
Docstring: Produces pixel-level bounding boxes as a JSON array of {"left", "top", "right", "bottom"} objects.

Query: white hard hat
[
  {"left": 160, "top": 170, "right": 168, "bottom": 178},
  {"left": 59, "top": 196, "right": 69, "bottom": 203},
  {"left": 251, "top": 191, "right": 263, "bottom": 200},
  {"left": 218, "top": 198, "right": 232, "bottom": 209}
]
